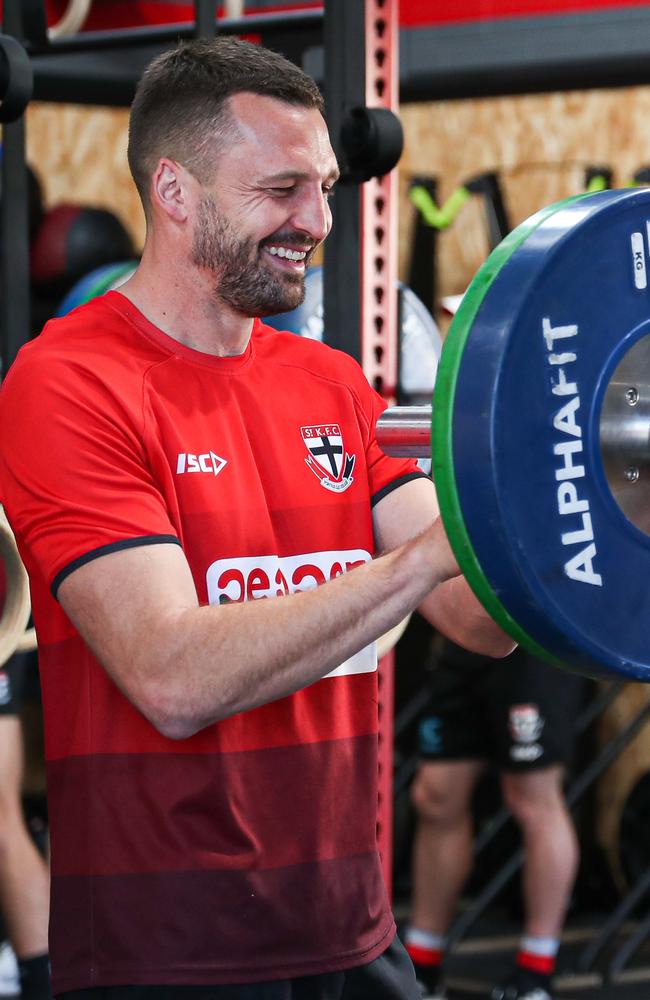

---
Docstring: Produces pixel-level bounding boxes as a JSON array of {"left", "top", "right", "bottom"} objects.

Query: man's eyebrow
[{"left": 259, "top": 168, "right": 341, "bottom": 185}]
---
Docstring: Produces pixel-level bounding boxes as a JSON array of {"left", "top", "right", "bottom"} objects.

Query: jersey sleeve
[
  {"left": 339, "top": 351, "right": 429, "bottom": 505},
  {"left": 0, "top": 348, "right": 179, "bottom": 597}
]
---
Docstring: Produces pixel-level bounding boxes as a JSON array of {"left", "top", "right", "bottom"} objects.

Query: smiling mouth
[
  {"left": 265, "top": 245, "right": 308, "bottom": 262},
  {"left": 261, "top": 243, "right": 313, "bottom": 273}
]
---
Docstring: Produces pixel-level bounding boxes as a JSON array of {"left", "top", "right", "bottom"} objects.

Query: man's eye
[{"left": 269, "top": 186, "right": 294, "bottom": 195}]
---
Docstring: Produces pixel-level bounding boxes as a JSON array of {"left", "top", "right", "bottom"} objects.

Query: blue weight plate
[
  {"left": 450, "top": 187, "right": 650, "bottom": 679},
  {"left": 56, "top": 260, "right": 137, "bottom": 317}
]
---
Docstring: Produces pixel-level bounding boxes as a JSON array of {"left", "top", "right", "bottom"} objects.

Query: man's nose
[{"left": 291, "top": 188, "right": 331, "bottom": 244}]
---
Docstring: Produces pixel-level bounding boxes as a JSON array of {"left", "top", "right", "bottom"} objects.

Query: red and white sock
[
  {"left": 516, "top": 934, "right": 559, "bottom": 978},
  {"left": 404, "top": 926, "right": 445, "bottom": 971}
]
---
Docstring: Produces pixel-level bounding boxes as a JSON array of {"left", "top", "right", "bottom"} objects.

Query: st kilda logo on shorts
[
  {"left": 0, "top": 671, "right": 10, "bottom": 706},
  {"left": 508, "top": 703, "right": 544, "bottom": 763},
  {"left": 301, "top": 424, "right": 355, "bottom": 493}
]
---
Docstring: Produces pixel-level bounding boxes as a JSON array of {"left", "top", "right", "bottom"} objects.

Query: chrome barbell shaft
[{"left": 376, "top": 404, "right": 432, "bottom": 458}]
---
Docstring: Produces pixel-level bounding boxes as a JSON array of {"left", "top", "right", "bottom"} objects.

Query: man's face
[{"left": 191, "top": 92, "right": 339, "bottom": 317}]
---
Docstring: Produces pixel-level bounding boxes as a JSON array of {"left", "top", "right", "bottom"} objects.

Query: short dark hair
[{"left": 127, "top": 37, "right": 325, "bottom": 212}]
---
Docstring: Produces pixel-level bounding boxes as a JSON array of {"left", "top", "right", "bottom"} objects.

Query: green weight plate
[
  {"left": 434, "top": 187, "right": 650, "bottom": 679},
  {"left": 431, "top": 194, "right": 591, "bottom": 666}
]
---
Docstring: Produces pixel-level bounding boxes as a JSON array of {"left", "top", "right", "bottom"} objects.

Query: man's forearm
[
  {"left": 63, "top": 519, "right": 458, "bottom": 739},
  {"left": 418, "top": 574, "right": 517, "bottom": 658},
  {"left": 147, "top": 523, "right": 457, "bottom": 737}
]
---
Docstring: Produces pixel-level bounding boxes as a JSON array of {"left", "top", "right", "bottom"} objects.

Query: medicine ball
[
  {"left": 263, "top": 265, "right": 443, "bottom": 403},
  {"left": 30, "top": 204, "right": 135, "bottom": 294},
  {"left": 56, "top": 260, "right": 138, "bottom": 316}
]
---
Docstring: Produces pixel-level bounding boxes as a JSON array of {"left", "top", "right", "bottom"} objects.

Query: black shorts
[
  {"left": 55, "top": 936, "right": 419, "bottom": 1000},
  {"left": 0, "top": 651, "right": 30, "bottom": 717},
  {"left": 417, "top": 641, "right": 589, "bottom": 772}
]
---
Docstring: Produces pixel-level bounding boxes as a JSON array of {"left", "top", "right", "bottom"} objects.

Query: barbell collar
[
  {"left": 376, "top": 404, "right": 431, "bottom": 457},
  {"left": 340, "top": 106, "right": 404, "bottom": 183}
]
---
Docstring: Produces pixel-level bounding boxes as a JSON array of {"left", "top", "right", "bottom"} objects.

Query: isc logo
[{"left": 176, "top": 452, "right": 227, "bottom": 476}]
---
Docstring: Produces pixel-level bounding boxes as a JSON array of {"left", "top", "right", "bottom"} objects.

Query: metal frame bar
[
  {"left": 26, "top": 8, "right": 323, "bottom": 53},
  {"left": 1, "top": 0, "right": 32, "bottom": 372},
  {"left": 21, "top": 4, "right": 650, "bottom": 109},
  {"left": 359, "top": 0, "right": 399, "bottom": 402},
  {"left": 28, "top": 9, "right": 324, "bottom": 106},
  {"left": 363, "top": 0, "right": 400, "bottom": 897},
  {"left": 193, "top": 0, "right": 217, "bottom": 39},
  {"left": 607, "top": 895, "right": 650, "bottom": 981},
  {"left": 578, "top": 867, "right": 650, "bottom": 973},
  {"left": 322, "top": 0, "right": 364, "bottom": 363},
  {"left": 398, "top": 7, "right": 650, "bottom": 102},
  {"left": 323, "top": 0, "right": 400, "bottom": 895}
]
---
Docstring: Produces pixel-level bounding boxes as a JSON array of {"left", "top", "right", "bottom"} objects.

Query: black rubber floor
[
  {"left": 3, "top": 917, "right": 648, "bottom": 999},
  {"left": 396, "top": 908, "right": 650, "bottom": 999}
]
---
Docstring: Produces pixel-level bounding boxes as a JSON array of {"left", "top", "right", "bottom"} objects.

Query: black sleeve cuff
[
  {"left": 51, "top": 534, "right": 182, "bottom": 599},
  {"left": 370, "top": 470, "right": 430, "bottom": 508}
]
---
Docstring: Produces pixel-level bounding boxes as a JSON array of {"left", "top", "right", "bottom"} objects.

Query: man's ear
[{"left": 150, "top": 158, "right": 193, "bottom": 222}]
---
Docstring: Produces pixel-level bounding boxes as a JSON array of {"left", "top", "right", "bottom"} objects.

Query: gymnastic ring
[
  {"left": 0, "top": 505, "right": 32, "bottom": 667},
  {"left": 376, "top": 615, "right": 411, "bottom": 660},
  {"left": 48, "top": 0, "right": 92, "bottom": 40},
  {"left": 15, "top": 626, "right": 37, "bottom": 653}
]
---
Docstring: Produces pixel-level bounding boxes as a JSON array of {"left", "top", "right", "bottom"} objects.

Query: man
[
  {"left": 0, "top": 651, "right": 52, "bottom": 1000},
  {"left": 0, "top": 38, "right": 513, "bottom": 1000},
  {"left": 405, "top": 641, "right": 584, "bottom": 1000}
]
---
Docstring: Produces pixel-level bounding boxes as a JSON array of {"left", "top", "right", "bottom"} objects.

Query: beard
[{"left": 191, "top": 194, "right": 312, "bottom": 316}]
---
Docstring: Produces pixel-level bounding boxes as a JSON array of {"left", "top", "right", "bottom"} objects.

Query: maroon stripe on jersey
[
  {"left": 48, "top": 735, "right": 378, "bottom": 876},
  {"left": 50, "top": 854, "right": 394, "bottom": 992},
  {"left": 40, "top": 637, "right": 379, "bottom": 759}
]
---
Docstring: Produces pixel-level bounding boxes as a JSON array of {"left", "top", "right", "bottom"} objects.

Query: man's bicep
[
  {"left": 372, "top": 475, "right": 439, "bottom": 553},
  {"left": 57, "top": 541, "right": 199, "bottom": 700}
]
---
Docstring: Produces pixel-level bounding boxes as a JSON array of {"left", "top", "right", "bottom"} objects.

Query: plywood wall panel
[
  {"left": 24, "top": 86, "right": 650, "bottom": 305},
  {"left": 399, "top": 86, "right": 650, "bottom": 301},
  {"left": 26, "top": 102, "right": 145, "bottom": 249}
]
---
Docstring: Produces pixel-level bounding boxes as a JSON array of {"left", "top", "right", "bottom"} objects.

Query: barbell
[
  {"left": 377, "top": 186, "right": 650, "bottom": 681},
  {"left": 5, "top": 187, "right": 650, "bottom": 675}
]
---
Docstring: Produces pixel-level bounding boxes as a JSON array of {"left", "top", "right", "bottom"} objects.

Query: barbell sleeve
[{"left": 375, "top": 404, "right": 432, "bottom": 458}]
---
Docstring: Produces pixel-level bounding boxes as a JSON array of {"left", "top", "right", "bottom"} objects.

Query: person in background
[
  {"left": 404, "top": 639, "right": 586, "bottom": 1000},
  {"left": 0, "top": 649, "right": 52, "bottom": 1000}
]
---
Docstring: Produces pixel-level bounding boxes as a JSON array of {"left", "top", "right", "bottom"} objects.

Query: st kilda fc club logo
[{"left": 301, "top": 424, "right": 355, "bottom": 493}]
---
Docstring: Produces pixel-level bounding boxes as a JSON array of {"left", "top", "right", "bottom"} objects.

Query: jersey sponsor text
[{"left": 206, "top": 549, "right": 376, "bottom": 677}]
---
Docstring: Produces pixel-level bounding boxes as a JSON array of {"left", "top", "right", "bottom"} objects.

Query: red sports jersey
[{"left": 0, "top": 292, "right": 425, "bottom": 993}]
